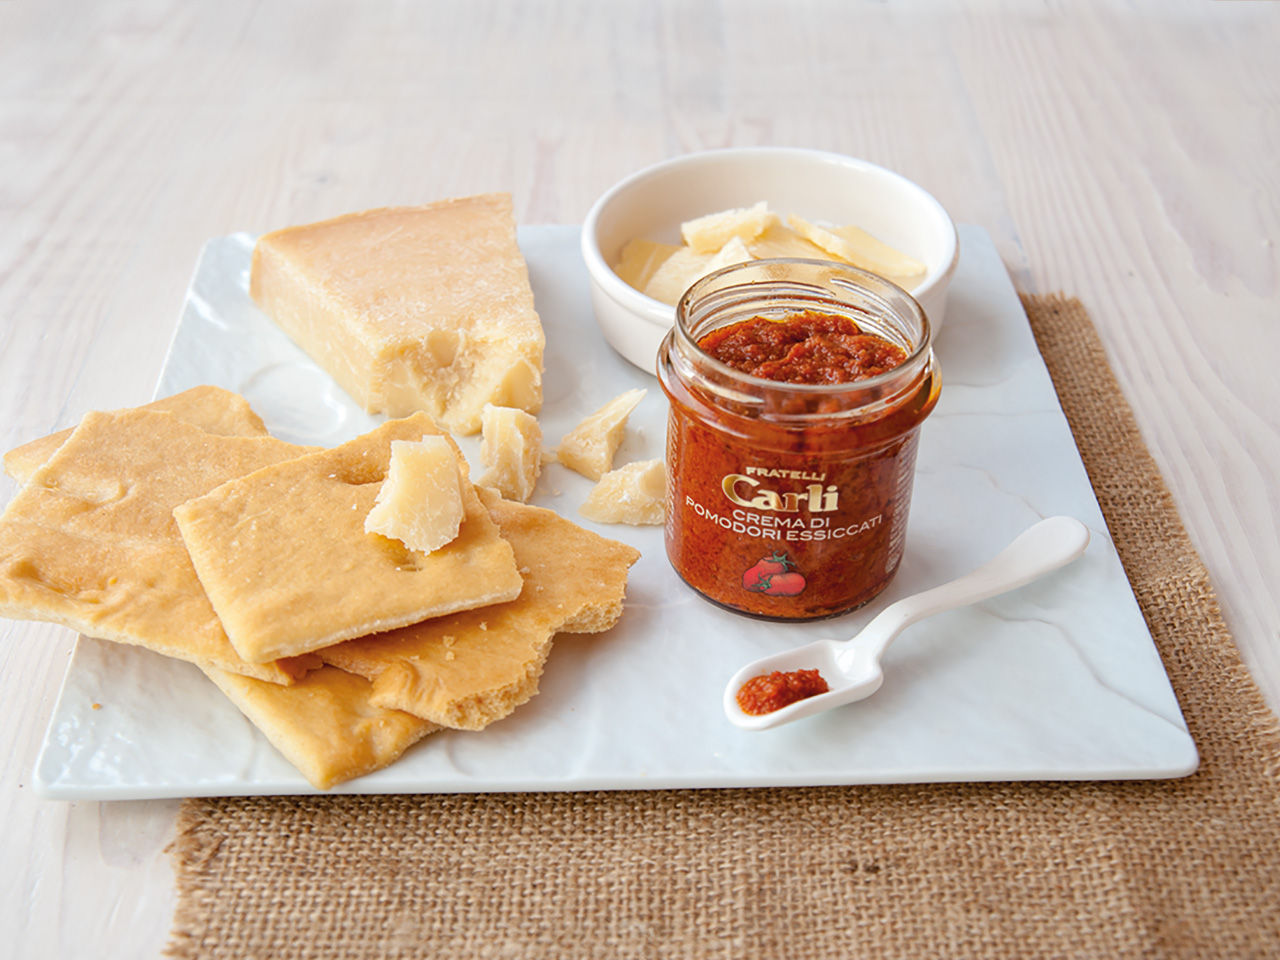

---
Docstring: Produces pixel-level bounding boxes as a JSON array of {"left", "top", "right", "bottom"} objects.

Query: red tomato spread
[
  {"left": 699, "top": 311, "right": 907, "bottom": 384},
  {"left": 736, "top": 668, "right": 830, "bottom": 715},
  {"left": 658, "top": 263, "right": 938, "bottom": 621}
]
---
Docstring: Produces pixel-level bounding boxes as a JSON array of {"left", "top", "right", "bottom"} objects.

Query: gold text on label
[{"left": 721, "top": 474, "right": 839, "bottom": 513}]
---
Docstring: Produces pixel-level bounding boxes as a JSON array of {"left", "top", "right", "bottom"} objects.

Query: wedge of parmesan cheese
[
  {"left": 249, "top": 194, "right": 544, "bottom": 435},
  {"left": 364, "top": 437, "right": 465, "bottom": 553},
  {"left": 579, "top": 459, "right": 666, "bottom": 526},
  {"left": 786, "top": 214, "right": 926, "bottom": 284},
  {"left": 680, "top": 201, "right": 776, "bottom": 253},
  {"left": 478, "top": 404, "right": 542, "bottom": 502},
  {"left": 641, "top": 236, "right": 754, "bottom": 306},
  {"left": 614, "top": 238, "right": 680, "bottom": 291},
  {"left": 556, "top": 388, "right": 646, "bottom": 482}
]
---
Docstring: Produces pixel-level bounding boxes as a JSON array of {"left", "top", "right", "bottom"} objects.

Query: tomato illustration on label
[
  {"left": 742, "top": 552, "right": 807, "bottom": 596},
  {"left": 760, "top": 571, "right": 806, "bottom": 596}
]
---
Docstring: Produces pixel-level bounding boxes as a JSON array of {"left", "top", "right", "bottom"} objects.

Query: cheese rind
[
  {"left": 477, "top": 404, "right": 542, "bottom": 502},
  {"left": 249, "top": 194, "right": 545, "bottom": 435},
  {"left": 579, "top": 459, "right": 666, "bottom": 526},
  {"left": 556, "top": 388, "right": 646, "bottom": 482},
  {"left": 364, "top": 438, "right": 465, "bottom": 553}
]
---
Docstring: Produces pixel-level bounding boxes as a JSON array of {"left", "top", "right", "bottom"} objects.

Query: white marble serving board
[{"left": 34, "top": 225, "right": 1197, "bottom": 799}]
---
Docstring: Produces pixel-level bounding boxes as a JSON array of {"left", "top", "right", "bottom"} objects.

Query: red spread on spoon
[{"left": 736, "top": 668, "right": 830, "bottom": 715}]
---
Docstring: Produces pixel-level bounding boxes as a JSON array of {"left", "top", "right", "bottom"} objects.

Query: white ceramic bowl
[{"left": 580, "top": 147, "right": 959, "bottom": 374}]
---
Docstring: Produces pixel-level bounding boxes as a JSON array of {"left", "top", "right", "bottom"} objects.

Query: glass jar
[{"left": 656, "top": 259, "right": 940, "bottom": 620}]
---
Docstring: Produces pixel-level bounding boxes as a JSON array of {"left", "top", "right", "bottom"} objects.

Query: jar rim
[{"left": 672, "top": 257, "right": 934, "bottom": 397}]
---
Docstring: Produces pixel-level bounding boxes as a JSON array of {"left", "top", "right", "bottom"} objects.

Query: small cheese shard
[
  {"left": 642, "top": 236, "right": 754, "bottom": 306},
  {"left": 477, "top": 404, "right": 542, "bottom": 502},
  {"left": 640, "top": 247, "right": 711, "bottom": 306},
  {"left": 613, "top": 238, "right": 679, "bottom": 290},
  {"left": 580, "top": 459, "right": 666, "bottom": 526},
  {"left": 556, "top": 388, "right": 646, "bottom": 482},
  {"left": 249, "top": 194, "right": 545, "bottom": 435},
  {"left": 746, "top": 221, "right": 832, "bottom": 261},
  {"left": 786, "top": 214, "right": 926, "bottom": 285},
  {"left": 364, "top": 438, "right": 464, "bottom": 553},
  {"left": 681, "top": 201, "right": 776, "bottom": 253}
]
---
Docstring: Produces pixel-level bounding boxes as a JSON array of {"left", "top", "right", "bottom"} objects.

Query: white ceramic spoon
[{"left": 723, "top": 515, "right": 1091, "bottom": 730}]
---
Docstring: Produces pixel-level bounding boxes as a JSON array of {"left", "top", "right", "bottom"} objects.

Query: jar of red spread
[{"left": 657, "top": 259, "right": 939, "bottom": 620}]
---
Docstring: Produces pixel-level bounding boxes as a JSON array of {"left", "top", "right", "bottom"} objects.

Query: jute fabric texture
[{"left": 166, "top": 295, "right": 1280, "bottom": 960}]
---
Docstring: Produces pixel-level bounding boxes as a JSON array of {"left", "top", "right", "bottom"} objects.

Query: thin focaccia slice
[
  {"left": 174, "top": 414, "right": 523, "bottom": 664},
  {"left": 0, "top": 410, "right": 319, "bottom": 684},
  {"left": 3, "top": 385, "right": 269, "bottom": 485},
  {"left": 249, "top": 194, "right": 544, "bottom": 435},
  {"left": 203, "top": 663, "right": 438, "bottom": 790},
  {"left": 319, "top": 489, "right": 640, "bottom": 731}
]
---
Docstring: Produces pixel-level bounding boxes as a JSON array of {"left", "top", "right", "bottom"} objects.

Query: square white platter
[{"left": 34, "top": 224, "right": 1198, "bottom": 799}]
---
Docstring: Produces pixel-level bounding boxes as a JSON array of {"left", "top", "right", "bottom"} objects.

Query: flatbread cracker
[
  {"left": 3, "top": 385, "right": 268, "bottom": 485},
  {"left": 174, "top": 414, "right": 523, "bottom": 664},
  {"left": 0, "top": 410, "right": 319, "bottom": 683},
  {"left": 319, "top": 489, "right": 640, "bottom": 730},
  {"left": 203, "top": 663, "right": 438, "bottom": 789}
]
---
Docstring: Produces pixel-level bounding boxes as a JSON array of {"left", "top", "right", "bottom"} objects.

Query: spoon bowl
[{"left": 723, "top": 516, "right": 1091, "bottom": 731}]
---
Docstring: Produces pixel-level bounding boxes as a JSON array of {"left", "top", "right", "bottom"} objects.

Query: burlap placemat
[{"left": 166, "top": 295, "right": 1280, "bottom": 960}]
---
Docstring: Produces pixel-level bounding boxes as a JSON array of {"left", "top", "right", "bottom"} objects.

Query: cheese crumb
[
  {"left": 364, "top": 437, "right": 465, "bottom": 553},
  {"left": 477, "top": 404, "right": 542, "bottom": 502},
  {"left": 579, "top": 459, "right": 666, "bottom": 526},
  {"left": 556, "top": 388, "right": 646, "bottom": 482}
]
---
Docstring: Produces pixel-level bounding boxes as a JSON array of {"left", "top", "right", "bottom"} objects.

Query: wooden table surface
[{"left": 2, "top": 1, "right": 1277, "bottom": 955}]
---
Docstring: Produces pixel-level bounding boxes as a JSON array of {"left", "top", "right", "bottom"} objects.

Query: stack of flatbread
[{"left": 0, "top": 386, "right": 640, "bottom": 788}]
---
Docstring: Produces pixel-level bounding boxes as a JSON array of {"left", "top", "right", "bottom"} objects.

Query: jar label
[{"left": 664, "top": 419, "right": 921, "bottom": 619}]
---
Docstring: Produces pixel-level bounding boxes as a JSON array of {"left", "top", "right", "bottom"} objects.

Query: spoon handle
[{"left": 852, "top": 516, "right": 1090, "bottom": 664}]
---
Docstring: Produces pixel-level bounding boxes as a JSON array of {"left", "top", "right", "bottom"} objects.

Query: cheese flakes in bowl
[{"left": 581, "top": 148, "right": 958, "bottom": 374}]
